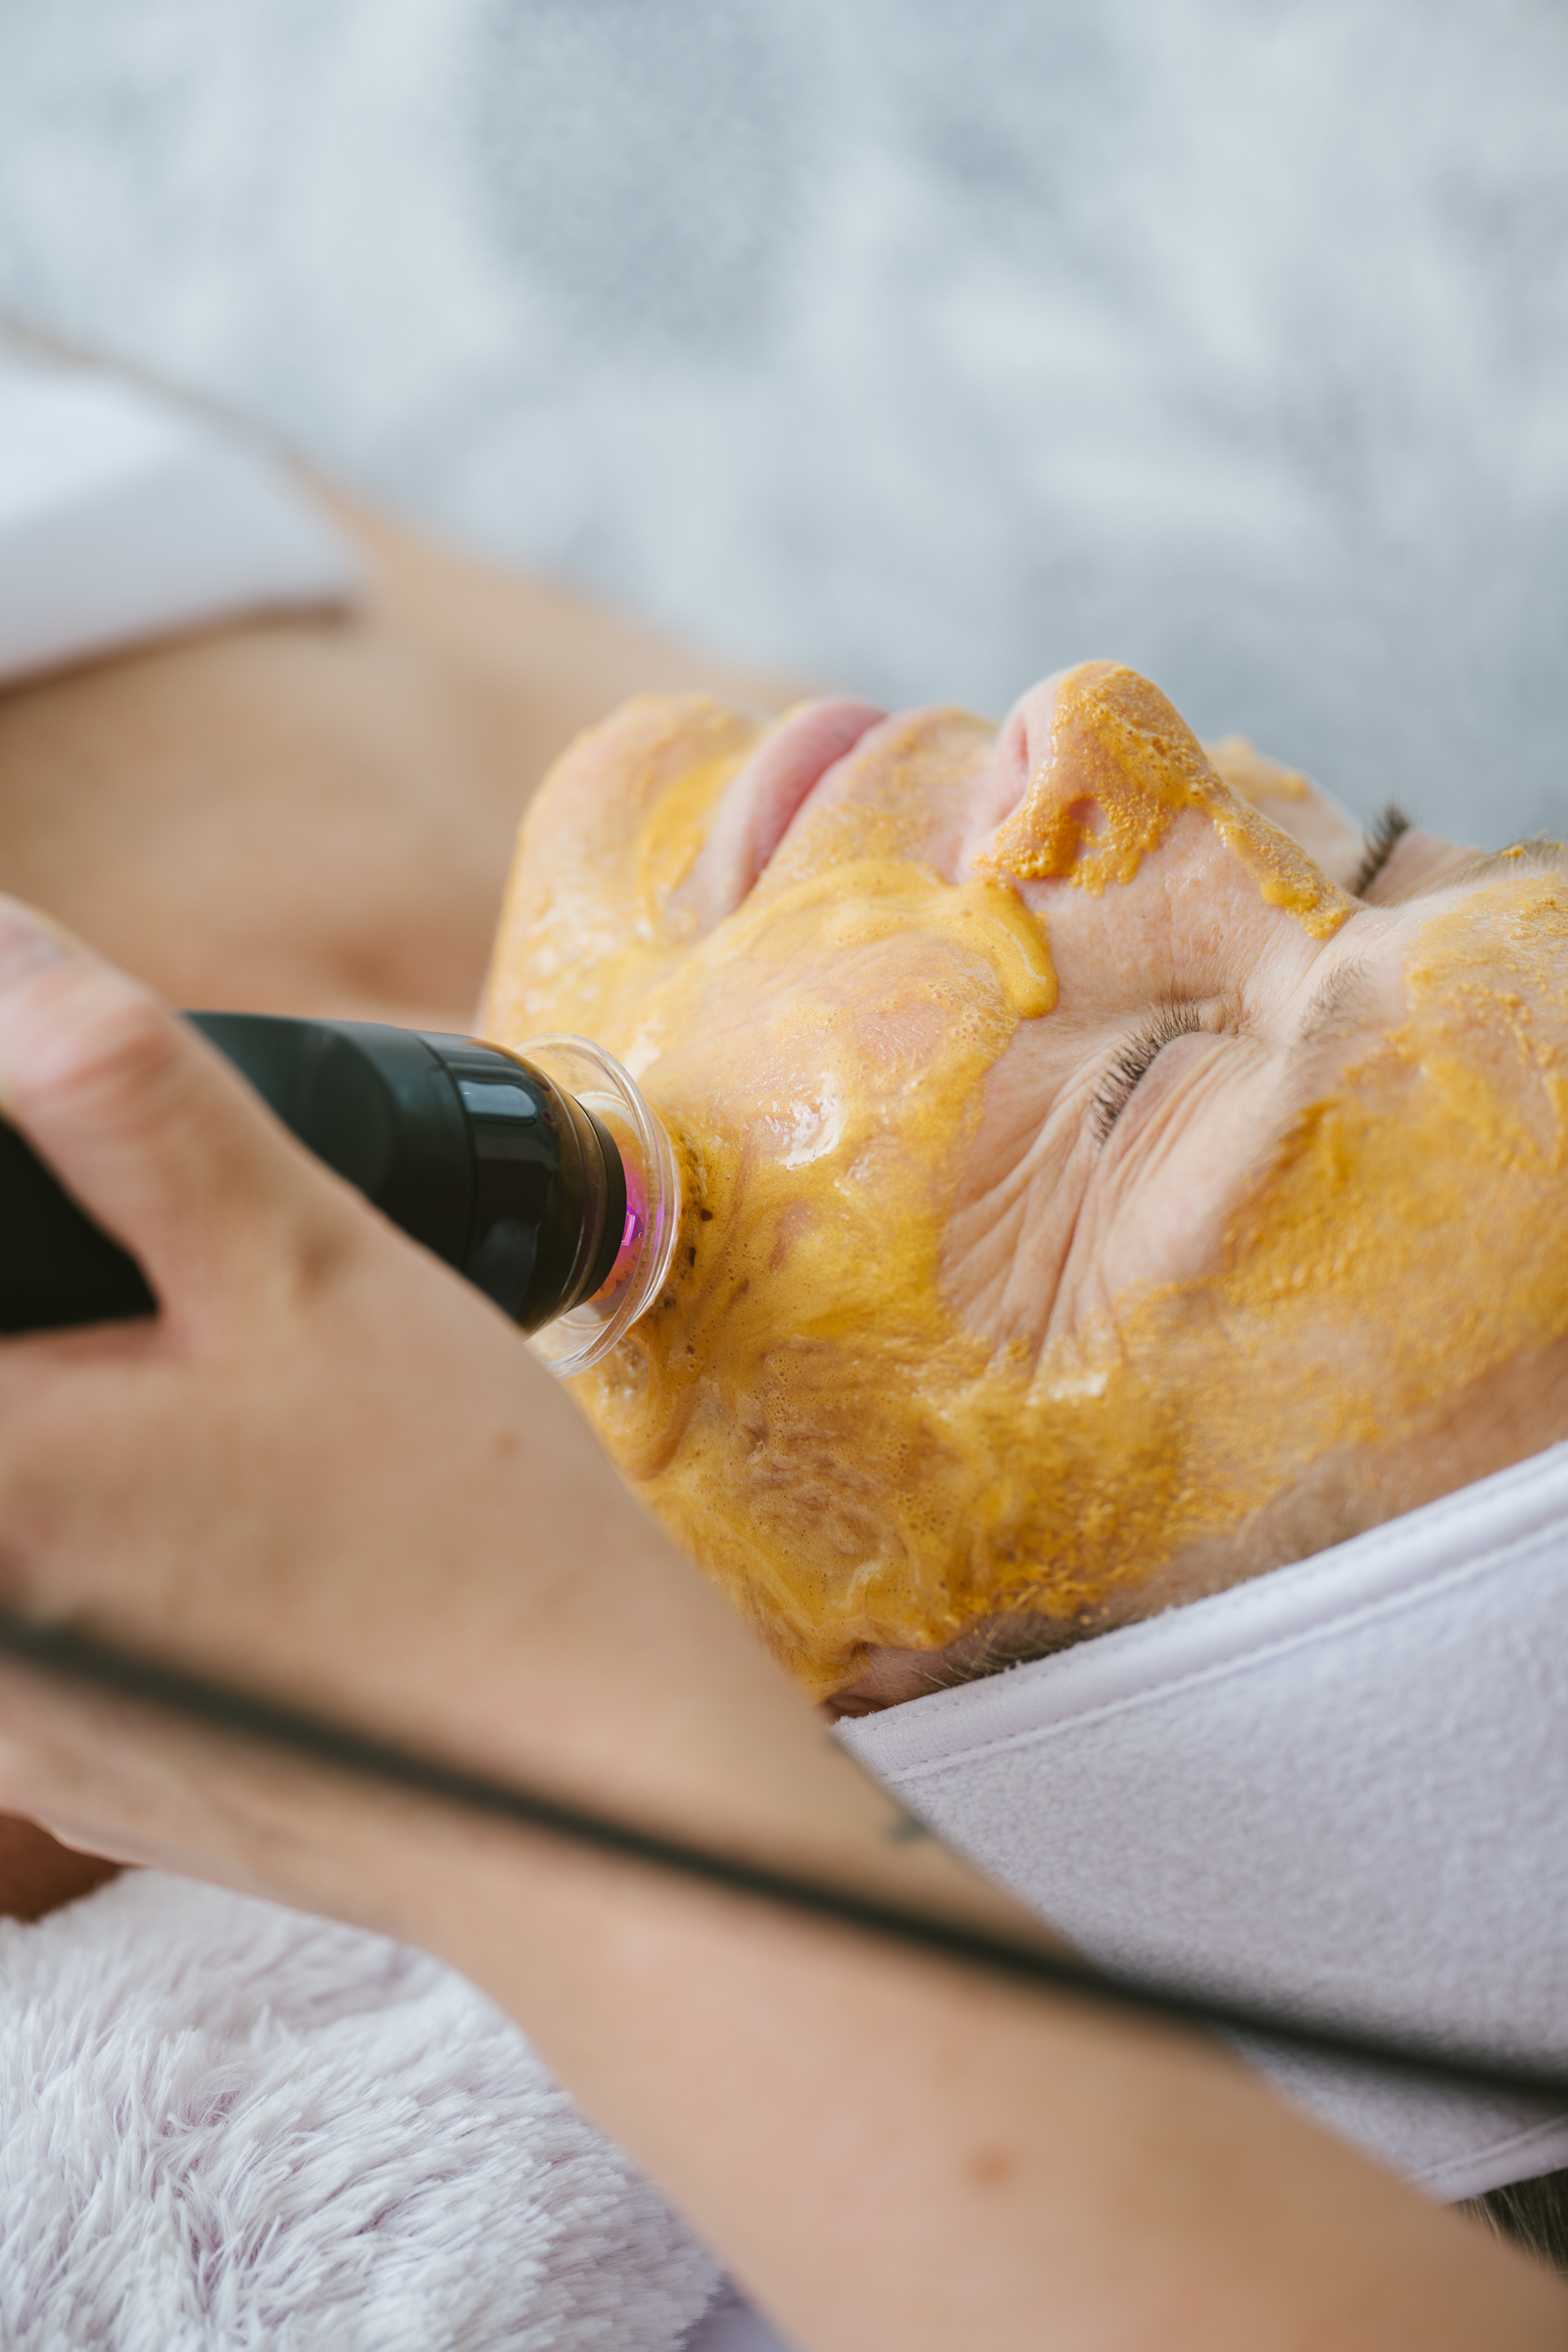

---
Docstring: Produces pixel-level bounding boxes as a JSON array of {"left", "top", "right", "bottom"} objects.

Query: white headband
[{"left": 839, "top": 1442, "right": 1568, "bottom": 2203}]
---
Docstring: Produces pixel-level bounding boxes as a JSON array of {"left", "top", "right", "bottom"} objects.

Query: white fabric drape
[{"left": 841, "top": 1442, "right": 1568, "bottom": 2203}]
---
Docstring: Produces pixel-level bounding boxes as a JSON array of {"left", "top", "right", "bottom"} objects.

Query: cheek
[{"left": 560, "top": 876, "right": 1054, "bottom": 1694}]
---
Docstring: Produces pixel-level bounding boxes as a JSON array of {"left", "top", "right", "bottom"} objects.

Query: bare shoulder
[{"left": 0, "top": 483, "right": 801, "bottom": 1027}]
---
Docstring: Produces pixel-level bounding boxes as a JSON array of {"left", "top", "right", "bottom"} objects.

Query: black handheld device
[{"left": 0, "top": 1014, "right": 675, "bottom": 1365}]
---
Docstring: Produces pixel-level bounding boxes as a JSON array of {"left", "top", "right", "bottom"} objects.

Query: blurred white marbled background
[{"left": 0, "top": 0, "right": 1563, "bottom": 840}]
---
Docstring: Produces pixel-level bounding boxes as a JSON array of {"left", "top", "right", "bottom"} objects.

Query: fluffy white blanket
[{"left": 0, "top": 1870, "right": 721, "bottom": 2349}]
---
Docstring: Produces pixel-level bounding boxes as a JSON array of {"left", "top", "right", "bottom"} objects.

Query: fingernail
[{"left": 0, "top": 902, "right": 75, "bottom": 997}]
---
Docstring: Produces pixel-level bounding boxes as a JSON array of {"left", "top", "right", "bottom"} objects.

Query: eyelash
[
  {"left": 1092, "top": 1004, "right": 1205, "bottom": 1144},
  {"left": 1349, "top": 802, "right": 1410, "bottom": 899}
]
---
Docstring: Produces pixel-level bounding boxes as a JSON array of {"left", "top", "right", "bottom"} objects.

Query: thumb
[{"left": 0, "top": 899, "right": 348, "bottom": 1325}]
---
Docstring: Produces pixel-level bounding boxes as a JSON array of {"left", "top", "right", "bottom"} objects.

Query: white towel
[
  {"left": 0, "top": 343, "right": 356, "bottom": 689},
  {"left": 684, "top": 2285, "right": 794, "bottom": 2352},
  {"left": 839, "top": 1440, "right": 1568, "bottom": 2202},
  {"left": 0, "top": 1869, "right": 720, "bottom": 2348},
  {"left": 12, "top": 1469, "right": 1560, "bottom": 2339}
]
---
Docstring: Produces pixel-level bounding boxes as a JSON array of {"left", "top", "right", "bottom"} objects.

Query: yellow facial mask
[{"left": 483, "top": 663, "right": 1568, "bottom": 1699}]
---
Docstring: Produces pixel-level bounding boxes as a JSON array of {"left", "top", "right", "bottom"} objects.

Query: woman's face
[{"left": 483, "top": 662, "right": 1568, "bottom": 1702}]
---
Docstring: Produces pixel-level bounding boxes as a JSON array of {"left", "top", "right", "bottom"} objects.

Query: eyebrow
[
  {"left": 1288, "top": 832, "right": 1568, "bottom": 1086},
  {"left": 1287, "top": 833, "right": 1568, "bottom": 1076},
  {"left": 1387, "top": 833, "right": 1568, "bottom": 906}
]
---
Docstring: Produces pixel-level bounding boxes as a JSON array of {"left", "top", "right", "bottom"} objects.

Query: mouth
[
  {"left": 749, "top": 700, "right": 891, "bottom": 873},
  {"left": 678, "top": 698, "right": 887, "bottom": 928}
]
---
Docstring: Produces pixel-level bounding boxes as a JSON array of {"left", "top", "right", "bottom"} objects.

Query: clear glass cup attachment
[{"left": 519, "top": 1035, "right": 682, "bottom": 1377}]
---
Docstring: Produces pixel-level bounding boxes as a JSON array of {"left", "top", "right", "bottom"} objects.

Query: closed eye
[{"left": 1092, "top": 1004, "right": 1205, "bottom": 1144}]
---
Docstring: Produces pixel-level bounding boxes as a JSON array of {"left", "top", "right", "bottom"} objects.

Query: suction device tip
[{"left": 518, "top": 1036, "right": 681, "bottom": 1378}]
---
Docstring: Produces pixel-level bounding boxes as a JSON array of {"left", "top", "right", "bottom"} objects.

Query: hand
[{"left": 0, "top": 895, "right": 848, "bottom": 1933}]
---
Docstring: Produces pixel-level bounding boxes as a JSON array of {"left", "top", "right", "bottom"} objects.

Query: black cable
[{"left": 0, "top": 1602, "right": 1563, "bottom": 2107}]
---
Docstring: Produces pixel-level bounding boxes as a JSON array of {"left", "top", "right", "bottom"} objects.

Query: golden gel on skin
[{"left": 484, "top": 664, "right": 1568, "bottom": 1699}]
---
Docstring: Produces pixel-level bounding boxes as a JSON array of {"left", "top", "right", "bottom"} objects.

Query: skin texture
[
  {"left": 483, "top": 662, "right": 1568, "bottom": 1702},
  {"left": 0, "top": 480, "right": 794, "bottom": 1915},
  {"left": 0, "top": 910, "right": 1559, "bottom": 2349}
]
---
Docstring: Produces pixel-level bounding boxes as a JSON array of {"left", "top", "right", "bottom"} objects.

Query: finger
[{"left": 0, "top": 897, "right": 354, "bottom": 1323}]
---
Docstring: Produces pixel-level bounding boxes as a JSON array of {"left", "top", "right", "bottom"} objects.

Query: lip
[
  {"left": 679, "top": 697, "right": 888, "bottom": 927},
  {"left": 743, "top": 699, "right": 890, "bottom": 879}
]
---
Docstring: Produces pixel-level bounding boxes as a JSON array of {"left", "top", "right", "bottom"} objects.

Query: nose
[
  {"left": 981, "top": 662, "right": 1351, "bottom": 947},
  {"left": 980, "top": 662, "right": 1216, "bottom": 892}
]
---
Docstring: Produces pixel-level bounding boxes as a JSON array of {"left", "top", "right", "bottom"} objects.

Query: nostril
[
  {"left": 995, "top": 706, "right": 1033, "bottom": 822},
  {"left": 978, "top": 673, "right": 1069, "bottom": 843}
]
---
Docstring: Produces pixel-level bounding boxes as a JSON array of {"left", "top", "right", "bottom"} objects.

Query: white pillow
[{"left": 0, "top": 345, "right": 356, "bottom": 689}]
